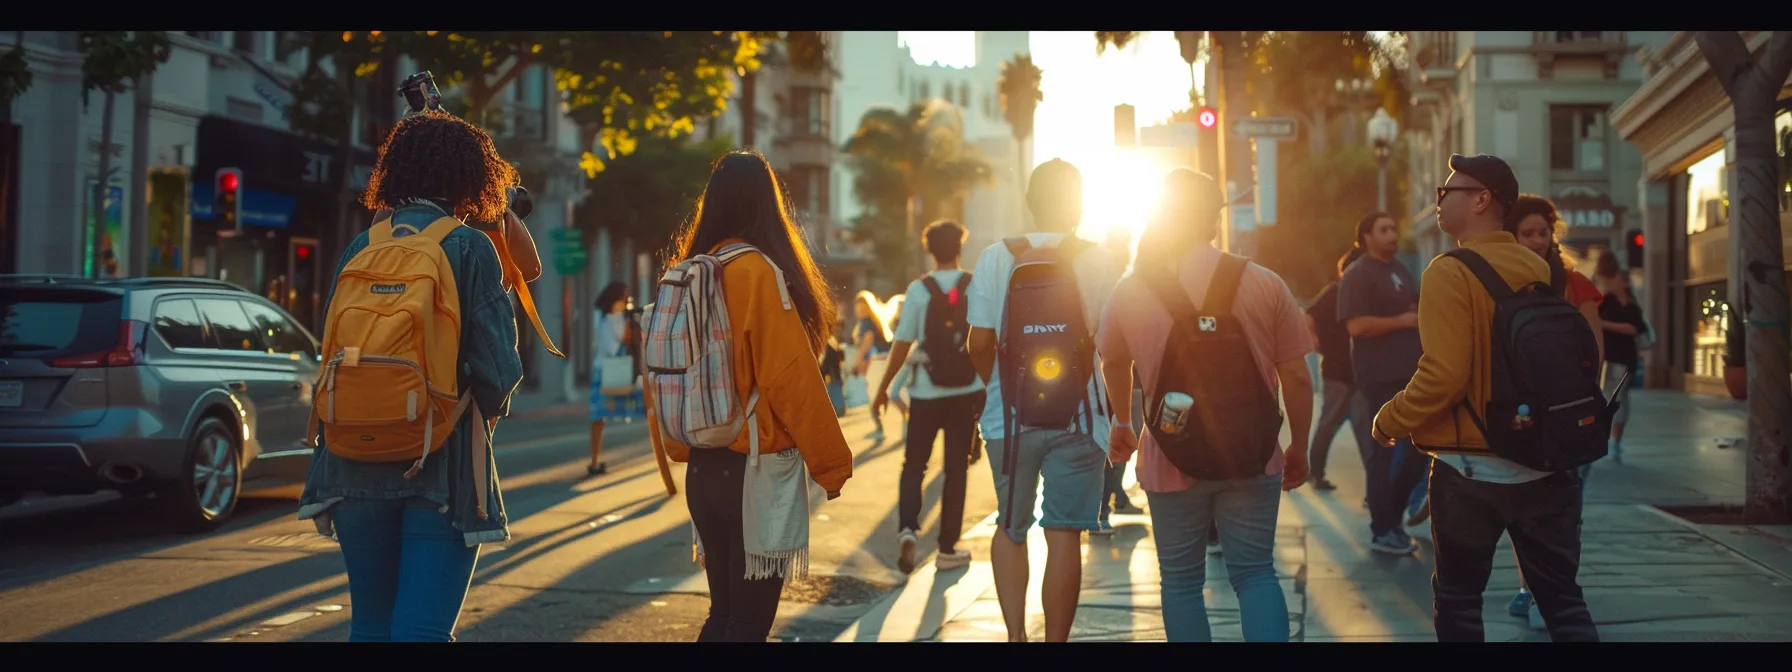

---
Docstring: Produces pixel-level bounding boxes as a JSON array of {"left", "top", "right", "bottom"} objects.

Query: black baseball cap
[{"left": 1448, "top": 153, "right": 1519, "bottom": 213}]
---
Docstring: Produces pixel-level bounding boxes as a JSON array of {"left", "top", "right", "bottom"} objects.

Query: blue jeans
[
  {"left": 1144, "top": 474, "right": 1289, "bottom": 642},
  {"left": 333, "top": 498, "right": 482, "bottom": 642}
]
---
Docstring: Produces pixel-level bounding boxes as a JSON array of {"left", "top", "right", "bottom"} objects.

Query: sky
[{"left": 898, "top": 31, "right": 1204, "bottom": 242}]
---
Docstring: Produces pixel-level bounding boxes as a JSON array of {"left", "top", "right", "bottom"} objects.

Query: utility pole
[{"left": 1208, "top": 31, "right": 1259, "bottom": 258}]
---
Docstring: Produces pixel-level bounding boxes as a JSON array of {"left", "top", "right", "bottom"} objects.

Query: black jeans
[
  {"left": 899, "top": 395, "right": 976, "bottom": 553},
  {"left": 1362, "top": 385, "right": 1427, "bottom": 537},
  {"left": 687, "top": 448, "right": 786, "bottom": 642},
  {"left": 1430, "top": 463, "right": 1598, "bottom": 642}
]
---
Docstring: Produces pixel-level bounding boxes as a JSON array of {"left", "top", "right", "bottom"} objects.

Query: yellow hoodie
[{"left": 1372, "top": 231, "right": 1550, "bottom": 453}]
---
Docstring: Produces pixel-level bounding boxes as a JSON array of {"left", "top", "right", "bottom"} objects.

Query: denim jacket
[{"left": 297, "top": 201, "right": 525, "bottom": 546}]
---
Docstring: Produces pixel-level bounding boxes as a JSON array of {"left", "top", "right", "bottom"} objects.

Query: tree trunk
[
  {"left": 89, "top": 90, "right": 116, "bottom": 278},
  {"left": 1016, "top": 137, "right": 1027, "bottom": 236},
  {"left": 740, "top": 71, "right": 758, "bottom": 149},
  {"left": 1696, "top": 31, "right": 1792, "bottom": 525},
  {"left": 128, "top": 73, "right": 152, "bottom": 278}
]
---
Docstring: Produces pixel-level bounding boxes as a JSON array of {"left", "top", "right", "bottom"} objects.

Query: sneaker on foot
[
  {"left": 867, "top": 428, "right": 886, "bottom": 441},
  {"left": 1091, "top": 527, "right": 1116, "bottom": 537},
  {"left": 936, "top": 549, "right": 971, "bottom": 570},
  {"left": 586, "top": 461, "right": 607, "bottom": 476},
  {"left": 1114, "top": 502, "right": 1144, "bottom": 515},
  {"left": 896, "top": 528, "right": 918, "bottom": 574},
  {"left": 1310, "top": 476, "right": 1337, "bottom": 491},
  {"left": 1507, "top": 588, "right": 1534, "bottom": 618},
  {"left": 1207, "top": 537, "right": 1222, "bottom": 556},
  {"left": 1406, "top": 499, "right": 1431, "bottom": 526},
  {"left": 1370, "top": 531, "right": 1418, "bottom": 555}
]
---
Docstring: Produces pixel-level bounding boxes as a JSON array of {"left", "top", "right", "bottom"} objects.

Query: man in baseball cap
[{"left": 1371, "top": 151, "right": 1602, "bottom": 642}]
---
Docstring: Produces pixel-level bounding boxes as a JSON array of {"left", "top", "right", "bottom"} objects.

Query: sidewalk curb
[{"left": 1638, "top": 504, "right": 1792, "bottom": 583}]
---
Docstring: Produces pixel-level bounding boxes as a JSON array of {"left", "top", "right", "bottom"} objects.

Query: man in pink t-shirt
[{"left": 1096, "top": 168, "right": 1314, "bottom": 642}]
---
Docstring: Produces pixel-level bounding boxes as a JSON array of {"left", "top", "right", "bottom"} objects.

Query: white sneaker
[
  {"left": 936, "top": 549, "right": 971, "bottom": 571},
  {"left": 897, "top": 528, "right": 918, "bottom": 574}
]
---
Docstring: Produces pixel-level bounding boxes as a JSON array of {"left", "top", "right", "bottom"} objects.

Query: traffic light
[
  {"left": 215, "top": 168, "right": 242, "bottom": 231},
  {"left": 1195, "top": 106, "right": 1220, "bottom": 176},
  {"left": 295, "top": 243, "right": 313, "bottom": 261},
  {"left": 1626, "top": 229, "right": 1644, "bottom": 269},
  {"left": 1115, "top": 104, "right": 1136, "bottom": 147}
]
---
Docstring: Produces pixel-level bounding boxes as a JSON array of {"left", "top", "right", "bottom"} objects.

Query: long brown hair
[
  {"left": 668, "top": 150, "right": 838, "bottom": 352},
  {"left": 1505, "top": 194, "right": 1583, "bottom": 292}
]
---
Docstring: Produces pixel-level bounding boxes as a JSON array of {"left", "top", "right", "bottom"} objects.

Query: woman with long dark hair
[
  {"left": 588, "top": 280, "right": 642, "bottom": 476},
  {"left": 660, "top": 150, "right": 854, "bottom": 642}
]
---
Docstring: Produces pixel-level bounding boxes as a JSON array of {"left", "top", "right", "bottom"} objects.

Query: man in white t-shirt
[
  {"left": 965, "top": 159, "right": 1119, "bottom": 643},
  {"left": 873, "top": 220, "right": 985, "bottom": 575}
]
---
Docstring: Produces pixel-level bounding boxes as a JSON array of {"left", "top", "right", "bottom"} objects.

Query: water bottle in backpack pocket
[
  {"left": 1445, "top": 249, "right": 1611, "bottom": 472},
  {"left": 1140, "top": 253, "right": 1283, "bottom": 481}
]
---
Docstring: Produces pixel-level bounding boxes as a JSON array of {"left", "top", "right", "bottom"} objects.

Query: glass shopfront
[{"left": 1687, "top": 282, "right": 1731, "bottom": 379}]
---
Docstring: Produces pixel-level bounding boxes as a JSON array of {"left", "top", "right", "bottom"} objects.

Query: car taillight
[{"left": 51, "top": 320, "right": 149, "bottom": 368}]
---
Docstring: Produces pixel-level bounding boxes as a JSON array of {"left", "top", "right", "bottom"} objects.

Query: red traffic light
[
  {"left": 1197, "top": 107, "right": 1218, "bottom": 129},
  {"left": 219, "top": 172, "right": 238, "bottom": 192},
  {"left": 1632, "top": 233, "right": 1644, "bottom": 247},
  {"left": 296, "top": 245, "right": 312, "bottom": 260}
]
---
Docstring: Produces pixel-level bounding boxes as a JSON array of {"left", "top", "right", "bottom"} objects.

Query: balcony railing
[{"left": 1532, "top": 31, "right": 1628, "bottom": 78}]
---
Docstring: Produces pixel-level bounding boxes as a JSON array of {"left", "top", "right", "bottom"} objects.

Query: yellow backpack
[{"left": 310, "top": 215, "right": 474, "bottom": 478}]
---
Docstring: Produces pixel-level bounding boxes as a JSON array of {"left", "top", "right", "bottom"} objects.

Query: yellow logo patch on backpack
[{"left": 310, "top": 216, "right": 474, "bottom": 476}]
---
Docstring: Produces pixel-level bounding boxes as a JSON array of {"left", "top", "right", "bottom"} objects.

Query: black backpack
[
  {"left": 1141, "top": 253, "right": 1283, "bottom": 480},
  {"left": 1444, "top": 249, "right": 1612, "bottom": 472},
  {"left": 996, "top": 236, "right": 1106, "bottom": 525},
  {"left": 918, "top": 272, "right": 977, "bottom": 388}
]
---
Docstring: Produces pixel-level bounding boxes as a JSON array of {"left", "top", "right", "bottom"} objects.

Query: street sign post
[
  {"left": 551, "top": 227, "right": 587, "bottom": 276},
  {"left": 1233, "top": 117, "right": 1298, "bottom": 140}
]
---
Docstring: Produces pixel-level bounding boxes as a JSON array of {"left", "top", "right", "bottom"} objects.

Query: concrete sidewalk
[{"left": 838, "top": 388, "right": 1792, "bottom": 642}]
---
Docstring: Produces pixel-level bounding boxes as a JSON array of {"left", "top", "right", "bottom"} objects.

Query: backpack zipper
[{"left": 1547, "top": 396, "right": 1597, "bottom": 412}]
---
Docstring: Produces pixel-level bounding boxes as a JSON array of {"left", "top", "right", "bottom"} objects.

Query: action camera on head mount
[{"left": 397, "top": 70, "right": 532, "bottom": 224}]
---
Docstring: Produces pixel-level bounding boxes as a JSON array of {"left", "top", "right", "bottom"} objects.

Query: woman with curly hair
[{"left": 298, "top": 110, "right": 526, "bottom": 642}]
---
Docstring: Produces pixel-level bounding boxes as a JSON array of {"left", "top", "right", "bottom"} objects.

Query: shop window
[
  {"left": 1686, "top": 150, "right": 1727, "bottom": 236},
  {"left": 1549, "top": 105, "right": 1608, "bottom": 172},
  {"left": 1687, "top": 283, "right": 1731, "bottom": 379}
]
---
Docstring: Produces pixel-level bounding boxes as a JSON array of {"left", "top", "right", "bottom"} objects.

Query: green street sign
[{"left": 552, "top": 228, "right": 587, "bottom": 275}]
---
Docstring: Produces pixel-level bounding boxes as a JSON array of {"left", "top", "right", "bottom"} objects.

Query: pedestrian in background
[
  {"left": 852, "top": 290, "right": 896, "bottom": 441},
  {"left": 588, "top": 280, "right": 644, "bottom": 477},
  {"left": 1303, "top": 247, "right": 1365, "bottom": 492}
]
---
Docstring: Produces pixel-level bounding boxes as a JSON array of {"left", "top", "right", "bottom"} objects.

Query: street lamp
[{"left": 1367, "top": 107, "right": 1399, "bottom": 212}]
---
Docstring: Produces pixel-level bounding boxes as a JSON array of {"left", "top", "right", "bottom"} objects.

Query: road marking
[{"left": 259, "top": 611, "right": 320, "bottom": 627}]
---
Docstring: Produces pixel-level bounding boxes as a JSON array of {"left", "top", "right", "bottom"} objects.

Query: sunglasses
[{"left": 1437, "top": 186, "right": 1486, "bottom": 204}]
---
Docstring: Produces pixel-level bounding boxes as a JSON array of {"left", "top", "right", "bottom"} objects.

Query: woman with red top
[{"left": 1501, "top": 193, "right": 1604, "bottom": 622}]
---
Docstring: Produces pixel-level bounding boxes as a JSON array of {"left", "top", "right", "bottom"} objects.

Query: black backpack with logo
[
  {"left": 918, "top": 272, "right": 977, "bottom": 388},
  {"left": 1444, "top": 249, "right": 1612, "bottom": 472},
  {"left": 1141, "top": 253, "right": 1282, "bottom": 480}
]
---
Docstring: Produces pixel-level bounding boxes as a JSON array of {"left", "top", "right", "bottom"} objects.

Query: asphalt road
[{"left": 0, "top": 405, "right": 997, "bottom": 642}]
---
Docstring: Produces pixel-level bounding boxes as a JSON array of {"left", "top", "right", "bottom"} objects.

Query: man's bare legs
[
  {"left": 991, "top": 527, "right": 1086, "bottom": 642},
  {"left": 1041, "top": 528, "right": 1084, "bottom": 642}
]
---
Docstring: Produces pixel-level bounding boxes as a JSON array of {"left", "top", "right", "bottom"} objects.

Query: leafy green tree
[
  {"left": 842, "top": 101, "right": 993, "bottom": 286},
  {"left": 580, "top": 133, "right": 733, "bottom": 253},
  {"left": 997, "top": 54, "right": 1043, "bottom": 194},
  {"left": 78, "top": 31, "right": 170, "bottom": 277},
  {"left": 0, "top": 32, "right": 31, "bottom": 125}
]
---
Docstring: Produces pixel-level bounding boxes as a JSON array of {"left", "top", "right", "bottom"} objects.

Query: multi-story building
[
  {"left": 834, "top": 31, "right": 1031, "bottom": 282},
  {"left": 1611, "top": 31, "right": 1792, "bottom": 396},
  {"left": 1402, "top": 31, "right": 1674, "bottom": 280}
]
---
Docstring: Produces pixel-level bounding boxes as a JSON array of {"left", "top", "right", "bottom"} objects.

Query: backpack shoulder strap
[
  {"left": 955, "top": 272, "right": 973, "bottom": 293},
  {"left": 1055, "top": 235, "right": 1092, "bottom": 260},
  {"left": 1141, "top": 266, "right": 1201, "bottom": 330},
  {"left": 1442, "top": 248, "right": 1511, "bottom": 301},
  {"left": 417, "top": 216, "right": 464, "bottom": 244},
  {"left": 714, "top": 244, "right": 793, "bottom": 311},
  {"left": 368, "top": 217, "right": 396, "bottom": 244},
  {"left": 1003, "top": 236, "right": 1031, "bottom": 258},
  {"left": 1204, "top": 253, "right": 1251, "bottom": 315},
  {"left": 920, "top": 274, "right": 946, "bottom": 299}
]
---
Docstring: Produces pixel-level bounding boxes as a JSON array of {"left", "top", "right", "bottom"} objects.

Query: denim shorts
[{"left": 987, "top": 429, "right": 1107, "bottom": 542}]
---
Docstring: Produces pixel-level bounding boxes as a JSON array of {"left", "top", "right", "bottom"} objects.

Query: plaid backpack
[{"left": 643, "top": 243, "right": 792, "bottom": 448}]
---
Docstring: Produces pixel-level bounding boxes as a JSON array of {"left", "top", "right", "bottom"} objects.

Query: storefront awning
[{"left": 190, "top": 182, "right": 299, "bottom": 228}]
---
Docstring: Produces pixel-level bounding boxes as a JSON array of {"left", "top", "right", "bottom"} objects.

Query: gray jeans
[{"left": 1310, "top": 379, "right": 1356, "bottom": 479}]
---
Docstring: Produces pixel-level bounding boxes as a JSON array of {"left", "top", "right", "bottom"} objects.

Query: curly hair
[
  {"left": 1505, "top": 193, "right": 1586, "bottom": 292},
  {"left": 361, "top": 110, "right": 517, "bottom": 224}
]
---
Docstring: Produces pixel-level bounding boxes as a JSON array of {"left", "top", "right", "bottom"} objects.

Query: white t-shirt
[
  {"left": 1433, "top": 453, "right": 1553, "bottom": 484},
  {"left": 966, "top": 233, "right": 1119, "bottom": 445},
  {"left": 593, "top": 311, "right": 627, "bottom": 364},
  {"left": 892, "top": 269, "right": 985, "bottom": 400}
]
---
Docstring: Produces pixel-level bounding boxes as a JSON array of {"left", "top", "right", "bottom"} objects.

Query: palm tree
[
  {"left": 998, "top": 54, "right": 1043, "bottom": 227},
  {"left": 842, "top": 100, "right": 992, "bottom": 283},
  {"left": 1693, "top": 31, "right": 1792, "bottom": 524}
]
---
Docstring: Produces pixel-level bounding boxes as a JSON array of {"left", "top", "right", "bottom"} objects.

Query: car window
[
  {"left": 240, "top": 301, "right": 317, "bottom": 359},
  {"left": 0, "top": 289, "right": 122, "bottom": 359},
  {"left": 152, "top": 298, "right": 212, "bottom": 350},
  {"left": 196, "top": 298, "right": 267, "bottom": 352}
]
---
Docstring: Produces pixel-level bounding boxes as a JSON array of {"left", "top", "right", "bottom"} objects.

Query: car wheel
[{"left": 157, "top": 417, "right": 242, "bottom": 532}]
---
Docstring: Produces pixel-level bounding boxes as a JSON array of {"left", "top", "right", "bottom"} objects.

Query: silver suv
[{"left": 0, "top": 274, "right": 321, "bottom": 531}]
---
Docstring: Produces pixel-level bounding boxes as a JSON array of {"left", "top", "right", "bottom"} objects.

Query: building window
[
  {"left": 785, "top": 165, "right": 830, "bottom": 218},
  {"left": 1549, "top": 105, "right": 1608, "bottom": 172},
  {"left": 1555, "top": 31, "right": 1603, "bottom": 43},
  {"left": 792, "top": 87, "right": 830, "bottom": 137},
  {"left": 959, "top": 83, "right": 970, "bottom": 109},
  {"left": 231, "top": 31, "right": 256, "bottom": 53},
  {"left": 1687, "top": 282, "right": 1731, "bottom": 378},
  {"left": 1685, "top": 149, "right": 1727, "bottom": 236},
  {"left": 919, "top": 80, "right": 930, "bottom": 101}
]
